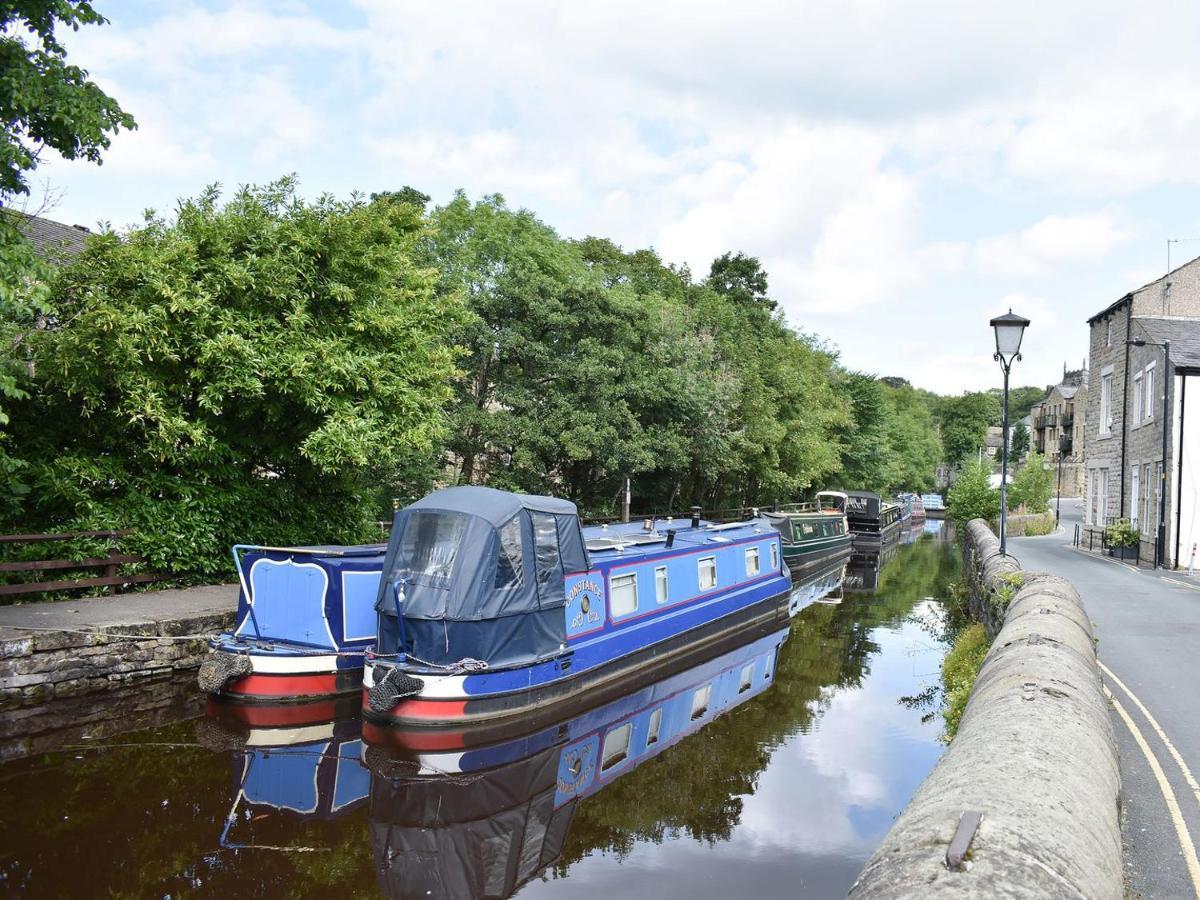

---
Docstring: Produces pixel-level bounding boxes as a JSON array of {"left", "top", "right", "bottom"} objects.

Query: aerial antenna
[{"left": 1167, "top": 238, "right": 1200, "bottom": 273}]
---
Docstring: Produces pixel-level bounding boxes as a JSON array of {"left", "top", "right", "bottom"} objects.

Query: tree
[
  {"left": 3, "top": 179, "right": 465, "bottom": 574},
  {"left": 990, "top": 385, "right": 1047, "bottom": 422},
  {"left": 1008, "top": 452, "right": 1053, "bottom": 512},
  {"left": 946, "top": 459, "right": 1000, "bottom": 523},
  {"left": 705, "top": 251, "right": 776, "bottom": 310},
  {"left": 1010, "top": 421, "right": 1030, "bottom": 458},
  {"left": 939, "top": 392, "right": 1000, "bottom": 465},
  {"left": 882, "top": 381, "right": 942, "bottom": 492},
  {"left": 835, "top": 372, "right": 894, "bottom": 492}
]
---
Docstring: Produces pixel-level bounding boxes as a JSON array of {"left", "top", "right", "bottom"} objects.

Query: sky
[{"left": 24, "top": 0, "right": 1200, "bottom": 393}]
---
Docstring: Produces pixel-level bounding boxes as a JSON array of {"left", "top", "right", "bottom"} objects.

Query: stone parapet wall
[
  {"left": 849, "top": 519, "right": 1122, "bottom": 899},
  {"left": 0, "top": 610, "right": 233, "bottom": 710}
]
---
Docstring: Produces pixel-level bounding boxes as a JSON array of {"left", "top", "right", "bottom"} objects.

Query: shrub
[
  {"left": 941, "top": 622, "right": 990, "bottom": 741},
  {"left": 946, "top": 459, "right": 1000, "bottom": 523},
  {"left": 1021, "top": 512, "right": 1056, "bottom": 536},
  {"left": 1105, "top": 519, "right": 1139, "bottom": 548},
  {"left": 1008, "top": 452, "right": 1054, "bottom": 512}
]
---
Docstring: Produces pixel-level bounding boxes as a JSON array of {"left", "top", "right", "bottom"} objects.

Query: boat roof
[
  {"left": 407, "top": 485, "right": 577, "bottom": 526},
  {"left": 582, "top": 517, "right": 776, "bottom": 562},
  {"left": 816, "top": 490, "right": 848, "bottom": 499}
]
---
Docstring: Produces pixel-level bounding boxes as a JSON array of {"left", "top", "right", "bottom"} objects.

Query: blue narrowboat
[
  {"left": 363, "top": 487, "right": 791, "bottom": 728},
  {"left": 365, "top": 623, "right": 789, "bottom": 898},
  {"left": 200, "top": 544, "right": 386, "bottom": 702}
]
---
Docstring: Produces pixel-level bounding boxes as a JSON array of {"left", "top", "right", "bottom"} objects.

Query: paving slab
[{"left": 0, "top": 583, "right": 238, "bottom": 634}]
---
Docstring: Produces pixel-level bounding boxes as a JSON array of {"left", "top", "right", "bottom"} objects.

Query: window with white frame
[
  {"left": 601, "top": 723, "right": 631, "bottom": 771},
  {"left": 698, "top": 556, "right": 717, "bottom": 590},
  {"left": 610, "top": 572, "right": 638, "bottom": 618},
  {"left": 690, "top": 684, "right": 712, "bottom": 720},
  {"left": 1145, "top": 363, "right": 1155, "bottom": 421},
  {"left": 770, "top": 542, "right": 779, "bottom": 572},
  {"left": 1143, "top": 463, "right": 1153, "bottom": 532},
  {"left": 654, "top": 566, "right": 668, "bottom": 604},
  {"left": 1100, "top": 373, "right": 1113, "bottom": 435},
  {"left": 1133, "top": 373, "right": 1143, "bottom": 424},
  {"left": 647, "top": 707, "right": 662, "bottom": 745},
  {"left": 745, "top": 546, "right": 760, "bottom": 577},
  {"left": 739, "top": 663, "right": 754, "bottom": 693},
  {"left": 1106, "top": 320, "right": 1112, "bottom": 347},
  {"left": 1130, "top": 465, "right": 1140, "bottom": 528}
]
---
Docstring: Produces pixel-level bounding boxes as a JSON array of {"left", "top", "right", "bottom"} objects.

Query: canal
[{"left": 0, "top": 524, "right": 960, "bottom": 899}]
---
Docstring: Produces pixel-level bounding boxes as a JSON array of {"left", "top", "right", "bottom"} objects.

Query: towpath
[
  {"left": 1011, "top": 500, "right": 1200, "bottom": 899},
  {"left": 0, "top": 583, "right": 237, "bottom": 637}
]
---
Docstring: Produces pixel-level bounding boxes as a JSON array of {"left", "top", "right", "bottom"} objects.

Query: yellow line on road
[
  {"left": 1106, "top": 687, "right": 1200, "bottom": 898},
  {"left": 1102, "top": 661, "right": 1200, "bottom": 808}
]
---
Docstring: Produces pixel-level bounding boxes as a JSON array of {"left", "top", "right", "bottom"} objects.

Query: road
[{"left": 1012, "top": 499, "right": 1200, "bottom": 899}]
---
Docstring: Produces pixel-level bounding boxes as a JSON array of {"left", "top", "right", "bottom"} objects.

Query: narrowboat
[
  {"left": 898, "top": 492, "right": 927, "bottom": 522},
  {"left": 922, "top": 493, "right": 946, "bottom": 519},
  {"left": 362, "top": 487, "right": 792, "bottom": 729},
  {"left": 844, "top": 542, "right": 899, "bottom": 592},
  {"left": 365, "top": 623, "right": 789, "bottom": 899},
  {"left": 200, "top": 543, "right": 386, "bottom": 703},
  {"left": 764, "top": 491, "right": 853, "bottom": 577},
  {"left": 845, "top": 491, "right": 902, "bottom": 546}
]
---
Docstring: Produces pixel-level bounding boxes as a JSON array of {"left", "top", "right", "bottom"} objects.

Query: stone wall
[
  {"left": 0, "top": 609, "right": 233, "bottom": 711},
  {"left": 848, "top": 519, "right": 1121, "bottom": 899}
]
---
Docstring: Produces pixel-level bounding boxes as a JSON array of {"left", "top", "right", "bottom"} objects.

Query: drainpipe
[
  {"left": 1176, "top": 375, "right": 1186, "bottom": 569},
  {"left": 1119, "top": 301, "right": 1132, "bottom": 519}
]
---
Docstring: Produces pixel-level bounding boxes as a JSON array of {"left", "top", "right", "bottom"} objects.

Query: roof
[
  {"left": 1058, "top": 385, "right": 1079, "bottom": 400},
  {"left": 7, "top": 210, "right": 91, "bottom": 264},
  {"left": 407, "top": 485, "right": 578, "bottom": 527},
  {"left": 1087, "top": 253, "right": 1200, "bottom": 324},
  {"left": 1130, "top": 317, "right": 1200, "bottom": 370}
]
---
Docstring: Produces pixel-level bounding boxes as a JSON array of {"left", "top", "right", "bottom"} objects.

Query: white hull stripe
[
  {"left": 363, "top": 664, "right": 467, "bottom": 698},
  {"left": 244, "top": 723, "right": 337, "bottom": 746},
  {"left": 245, "top": 653, "right": 341, "bottom": 674}
]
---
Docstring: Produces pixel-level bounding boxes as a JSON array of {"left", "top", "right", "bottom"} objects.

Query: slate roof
[
  {"left": 1131, "top": 317, "right": 1200, "bottom": 370},
  {"left": 6, "top": 210, "right": 91, "bottom": 264},
  {"left": 1058, "top": 385, "right": 1079, "bottom": 400}
]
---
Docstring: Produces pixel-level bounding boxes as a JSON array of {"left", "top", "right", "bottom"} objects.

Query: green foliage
[
  {"left": 1010, "top": 421, "right": 1030, "bottom": 457},
  {"left": 1018, "top": 511, "right": 1055, "bottom": 536},
  {"left": 939, "top": 391, "right": 1000, "bottom": 464},
  {"left": 993, "top": 385, "right": 1048, "bottom": 422},
  {"left": 1105, "top": 519, "right": 1139, "bottom": 548},
  {"left": 941, "top": 622, "right": 989, "bottom": 740},
  {"left": 0, "top": 1, "right": 136, "bottom": 198},
  {"left": 3, "top": 179, "right": 465, "bottom": 576},
  {"left": 992, "top": 571, "right": 1025, "bottom": 609},
  {"left": 1008, "top": 452, "right": 1053, "bottom": 511},
  {"left": 946, "top": 459, "right": 1000, "bottom": 523}
]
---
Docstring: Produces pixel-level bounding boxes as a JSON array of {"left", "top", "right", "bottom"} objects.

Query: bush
[
  {"left": 946, "top": 459, "right": 1000, "bottom": 523},
  {"left": 1009, "top": 452, "right": 1054, "bottom": 512},
  {"left": 1105, "top": 519, "right": 1139, "bottom": 548},
  {"left": 1021, "top": 512, "right": 1056, "bottom": 536},
  {"left": 941, "top": 622, "right": 990, "bottom": 741}
]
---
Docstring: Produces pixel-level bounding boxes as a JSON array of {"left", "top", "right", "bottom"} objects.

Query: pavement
[
  {"left": 0, "top": 583, "right": 238, "bottom": 635},
  {"left": 1012, "top": 500, "right": 1200, "bottom": 899}
]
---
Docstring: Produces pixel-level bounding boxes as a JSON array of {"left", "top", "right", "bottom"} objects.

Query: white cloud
[{"left": 975, "top": 211, "right": 1136, "bottom": 278}]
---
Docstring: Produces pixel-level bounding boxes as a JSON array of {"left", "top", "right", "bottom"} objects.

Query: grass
[{"left": 941, "top": 622, "right": 990, "bottom": 741}]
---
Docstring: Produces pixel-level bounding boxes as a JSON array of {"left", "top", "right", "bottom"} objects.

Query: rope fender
[
  {"left": 198, "top": 651, "right": 254, "bottom": 694},
  {"left": 367, "top": 667, "right": 425, "bottom": 714}
]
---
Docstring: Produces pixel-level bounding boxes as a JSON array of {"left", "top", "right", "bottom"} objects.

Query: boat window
[
  {"left": 530, "top": 512, "right": 562, "bottom": 589},
  {"left": 654, "top": 566, "right": 668, "bottom": 603},
  {"left": 770, "top": 542, "right": 779, "bottom": 571},
  {"left": 698, "top": 556, "right": 717, "bottom": 590},
  {"left": 610, "top": 572, "right": 638, "bottom": 618},
  {"left": 601, "top": 723, "right": 632, "bottom": 771},
  {"left": 739, "top": 663, "right": 755, "bottom": 693},
  {"left": 647, "top": 707, "right": 663, "bottom": 745},
  {"left": 691, "top": 684, "right": 712, "bottom": 720},
  {"left": 493, "top": 517, "right": 525, "bottom": 589},
  {"left": 802, "top": 523, "right": 814, "bottom": 535},
  {"left": 394, "top": 511, "right": 467, "bottom": 587},
  {"left": 745, "top": 546, "right": 760, "bottom": 577}
]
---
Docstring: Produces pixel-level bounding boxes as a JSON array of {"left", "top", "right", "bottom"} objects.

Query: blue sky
[{"left": 25, "top": 0, "right": 1200, "bottom": 392}]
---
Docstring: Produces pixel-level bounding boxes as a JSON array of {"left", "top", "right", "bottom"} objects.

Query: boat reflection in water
[
  {"left": 362, "top": 568, "right": 843, "bottom": 900},
  {"left": 844, "top": 541, "right": 899, "bottom": 593}
]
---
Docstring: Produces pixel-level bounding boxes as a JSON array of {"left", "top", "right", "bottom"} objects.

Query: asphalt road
[{"left": 1012, "top": 499, "right": 1200, "bottom": 899}]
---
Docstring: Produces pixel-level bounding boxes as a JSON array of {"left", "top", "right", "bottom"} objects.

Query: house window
[
  {"left": 1145, "top": 364, "right": 1155, "bottom": 421},
  {"left": 1130, "top": 465, "right": 1140, "bottom": 529},
  {"left": 601, "top": 723, "right": 632, "bottom": 771},
  {"left": 739, "top": 663, "right": 755, "bottom": 693},
  {"left": 690, "top": 684, "right": 712, "bottom": 720},
  {"left": 1133, "top": 373, "right": 1143, "bottom": 424},
  {"left": 1100, "top": 373, "right": 1113, "bottom": 435},
  {"left": 1155, "top": 463, "right": 1164, "bottom": 534},
  {"left": 654, "top": 566, "right": 668, "bottom": 604},
  {"left": 745, "top": 546, "right": 761, "bottom": 577},
  {"left": 698, "top": 556, "right": 717, "bottom": 590},
  {"left": 647, "top": 707, "right": 662, "bottom": 746},
  {"left": 1106, "top": 320, "right": 1112, "bottom": 347},
  {"left": 610, "top": 573, "right": 638, "bottom": 618},
  {"left": 1143, "top": 463, "right": 1153, "bottom": 532},
  {"left": 770, "top": 542, "right": 780, "bottom": 571}
]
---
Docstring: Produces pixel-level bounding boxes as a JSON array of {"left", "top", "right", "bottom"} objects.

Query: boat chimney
[
  {"left": 751, "top": 507, "right": 759, "bottom": 518},
  {"left": 690, "top": 506, "right": 702, "bottom": 529},
  {"left": 666, "top": 529, "right": 676, "bottom": 548},
  {"left": 643, "top": 518, "right": 654, "bottom": 532}
]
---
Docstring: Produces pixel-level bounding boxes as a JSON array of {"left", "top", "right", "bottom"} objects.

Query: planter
[{"left": 1108, "top": 545, "right": 1138, "bottom": 560}]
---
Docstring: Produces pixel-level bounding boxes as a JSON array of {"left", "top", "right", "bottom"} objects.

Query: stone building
[
  {"left": 1083, "top": 253, "right": 1200, "bottom": 566},
  {"left": 1029, "top": 366, "right": 1087, "bottom": 497}
]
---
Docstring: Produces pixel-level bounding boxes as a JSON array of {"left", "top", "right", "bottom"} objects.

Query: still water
[{"left": 0, "top": 524, "right": 959, "bottom": 899}]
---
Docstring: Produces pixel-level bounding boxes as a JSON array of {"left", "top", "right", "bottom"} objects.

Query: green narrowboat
[{"left": 764, "top": 491, "right": 854, "bottom": 577}]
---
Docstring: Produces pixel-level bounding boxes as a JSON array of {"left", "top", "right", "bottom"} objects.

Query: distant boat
[
  {"left": 897, "top": 492, "right": 927, "bottom": 522},
  {"left": 763, "top": 491, "right": 853, "bottom": 577},
  {"left": 845, "top": 491, "right": 902, "bottom": 547},
  {"left": 363, "top": 487, "right": 793, "bottom": 729},
  {"left": 200, "top": 543, "right": 386, "bottom": 702}
]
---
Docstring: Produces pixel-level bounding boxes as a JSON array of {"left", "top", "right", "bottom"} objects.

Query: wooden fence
[{"left": 0, "top": 530, "right": 168, "bottom": 599}]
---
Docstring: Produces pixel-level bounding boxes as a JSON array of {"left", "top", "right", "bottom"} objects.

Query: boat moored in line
[
  {"left": 844, "top": 490, "right": 902, "bottom": 547},
  {"left": 764, "top": 490, "right": 853, "bottom": 578},
  {"left": 362, "top": 486, "right": 793, "bottom": 730}
]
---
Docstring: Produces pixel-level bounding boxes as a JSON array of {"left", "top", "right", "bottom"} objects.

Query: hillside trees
[
  {"left": 3, "top": 179, "right": 465, "bottom": 574},
  {"left": 939, "top": 391, "right": 1000, "bottom": 465}
]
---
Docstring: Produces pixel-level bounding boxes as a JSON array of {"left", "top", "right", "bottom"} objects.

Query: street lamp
[
  {"left": 1056, "top": 432, "right": 1068, "bottom": 527},
  {"left": 1129, "top": 336, "right": 1171, "bottom": 567},
  {"left": 990, "top": 310, "right": 1031, "bottom": 555}
]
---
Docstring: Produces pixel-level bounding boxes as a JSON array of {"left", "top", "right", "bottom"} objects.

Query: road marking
[
  {"left": 1102, "top": 661, "right": 1200, "bottom": 808},
  {"left": 1106, "top": 687, "right": 1200, "bottom": 898},
  {"left": 1160, "top": 575, "right": 1200, "bottom": 594},
  {"left": 1064, "top": 545, "right": 1141, "bottom": 572}
]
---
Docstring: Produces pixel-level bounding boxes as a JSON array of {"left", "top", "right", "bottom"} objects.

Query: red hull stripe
[
  {"left": 210, "top": 698, "right": 340, "bottom": 727},
  {"left": 226, "top": 673, "right": 343, "bottom": 699},
  {"left": 361, "top": 689, "right": 468, "bottom": 721},
  {"left": 361, "top": 720, "right": 468, "bottom": 751}
]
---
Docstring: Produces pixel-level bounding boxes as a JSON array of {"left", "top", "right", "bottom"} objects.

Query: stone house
[
  {"left": 1029, "top": 366, "right": 1087, "bottom": 497},
  {"left": 1083, "top": 253, "right": 1200, "bottom": 566}
]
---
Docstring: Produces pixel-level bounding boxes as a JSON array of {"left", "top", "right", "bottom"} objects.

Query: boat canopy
[{"left": 374, "top": 486, "right": 589, "bottom": 666}]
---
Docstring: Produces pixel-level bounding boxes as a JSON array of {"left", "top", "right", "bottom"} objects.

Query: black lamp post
[
  {"left": 1128, "top": 337, "right": 1171, "bottom": 567},
  {"left": 1056, "top": 432, "right": 1068, "bottom": 527},
  {"left": 990, "top": 310, "right": 1031, "bottom": 556}
]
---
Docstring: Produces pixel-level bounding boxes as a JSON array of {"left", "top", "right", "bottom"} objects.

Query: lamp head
[{"left": 990, "top": 309, "right": 1030, "bottom": 364}]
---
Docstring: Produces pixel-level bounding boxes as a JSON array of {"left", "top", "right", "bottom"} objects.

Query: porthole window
[
  {"left": 655, "top": 566, "right": 669, "bottom": 603},
  {"left": 745, "top": 546, "right": 761, "bottom": 577},
  {"left": 647, "top": 707, "right": 663, "bottom": 746},
  {"left": 601, "top": 723, "right": 632, "bottom": 771}
]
